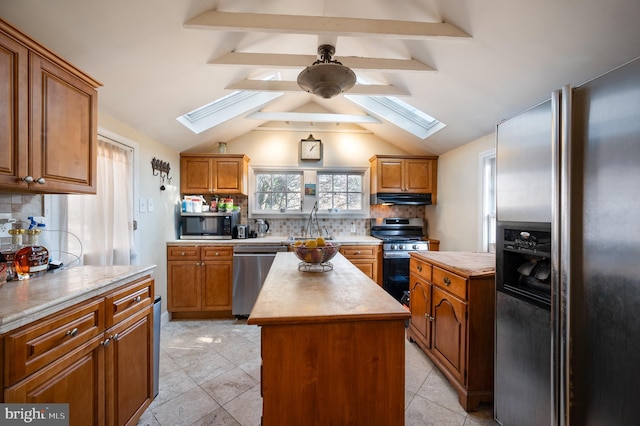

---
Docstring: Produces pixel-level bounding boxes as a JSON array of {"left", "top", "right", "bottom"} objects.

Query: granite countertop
[
  {"left": 167, "top": 235, "right": 382, "bottom": 246},
  {"left": 0, "top": 264, "right": 156, "bottom": 334},
  {"left": 248, "top": 252, "right": 409, "bottom": 326},
  {"left": 411, "top": 251, "right": 496, "bottom": 277}
]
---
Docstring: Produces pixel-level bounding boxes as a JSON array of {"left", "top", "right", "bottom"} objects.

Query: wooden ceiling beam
[
  {"left": 211, "top": 52, "right": 434, "bottom": 73},
  {"left": 185, "top": 11, "right": 471, "bottom": 40},
  {"left": 225, "top": 80, "right": 410, "bottom": 96}
]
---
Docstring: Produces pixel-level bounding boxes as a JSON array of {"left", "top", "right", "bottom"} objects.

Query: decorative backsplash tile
[{"left": 0, "top": 193, "right": 43, "bottom": 245}]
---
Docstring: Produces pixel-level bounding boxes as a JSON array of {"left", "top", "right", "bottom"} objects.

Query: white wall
[
  {"left": 225, "top": 129, "right": 408, "bottom": 167},
  {"left": 424, "top": 133, "right": 495, "bottom": 251},
  {"left": 98, "top": 113, "right": 181, "bottom": 317}
]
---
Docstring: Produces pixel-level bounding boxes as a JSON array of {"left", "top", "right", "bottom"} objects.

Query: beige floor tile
[{"left": 140, "top": 319, "right": 499, "bottom": 426}]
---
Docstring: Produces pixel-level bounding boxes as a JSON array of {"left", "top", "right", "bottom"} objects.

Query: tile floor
[{"left": 137, "top": 319, "right": 498, "bottom": 426}]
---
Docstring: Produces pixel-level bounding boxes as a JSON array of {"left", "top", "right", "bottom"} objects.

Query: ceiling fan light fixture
[{"left": 297, "top": 45, "right": 356, "bottom": 99}]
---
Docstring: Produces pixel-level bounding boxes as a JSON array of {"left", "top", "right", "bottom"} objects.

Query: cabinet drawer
[
  {"left": 340, "top": 245, "right": 376, "bottom": 258},
  {"left": 201, "top": 245, "right": 233, "bottom": 260},
  {"left": 432, "top": 267, "right": 467, "bottom": 301},
  {"left": 105, "top": 276, "right": 154, "bottom": 328},
  {"left": 4, "top": 298, "right": 105, "bottom": 385},
  {"left": 167, "top": 245, "right": 200, "bottom": 261},
  {"left": 410, "top": 259, "right": 432, "bottom": 282}
]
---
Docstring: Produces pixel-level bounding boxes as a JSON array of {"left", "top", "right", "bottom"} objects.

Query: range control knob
[
  {"left": 412, "top": 244, "right": 420, "bottom": 250},
  {"left": 399, "top": 244, "right": 405, "bottom": 250}
]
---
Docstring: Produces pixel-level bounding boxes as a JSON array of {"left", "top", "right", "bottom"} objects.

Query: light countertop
[
  {"left": 248, "top": 252, "right": 409, "bottom": 326},
  {"left": 411, "top": 251, "right": 496, "bottom": 277},
  {"left": 0, "top": 265, "right": 156, "bottom": 334},
  {"left": 167, "top": 235, "right": 382, "bottom": 246}
]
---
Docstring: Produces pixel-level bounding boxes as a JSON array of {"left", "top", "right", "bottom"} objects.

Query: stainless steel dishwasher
[{"left": 232, "top": 244, "right": 287, "bottom": 317}]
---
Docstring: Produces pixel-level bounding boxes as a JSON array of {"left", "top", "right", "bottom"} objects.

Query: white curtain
[{"left": 64, "top": 138, "right": 135, "bottom": 265}]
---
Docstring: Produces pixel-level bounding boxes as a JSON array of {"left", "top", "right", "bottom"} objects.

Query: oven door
[{"left": 382, "top": 252, "right": 410, "bottom": 302}]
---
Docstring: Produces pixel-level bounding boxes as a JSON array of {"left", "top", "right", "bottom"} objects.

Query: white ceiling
[{"left": 2, "top": 0, "right": 640, "bottom": 155}]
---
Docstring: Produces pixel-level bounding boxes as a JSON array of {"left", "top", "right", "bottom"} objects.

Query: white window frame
[
  {"left": 479, "top": 149, "right": 496, "bottom": 253},
  {"left": 249, "top": 166, "right": 370, "bottom": 219}
]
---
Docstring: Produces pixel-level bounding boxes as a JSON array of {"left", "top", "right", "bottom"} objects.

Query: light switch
[
  {"left": 147, "top": 198, "right": 154, "bottom": 212},
  {"left": 139, "top": 197, "right": 147, "bottom": 213}
]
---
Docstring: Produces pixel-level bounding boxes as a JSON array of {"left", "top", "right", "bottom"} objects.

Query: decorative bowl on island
[{"left": 290, "top": 238, "right": 340, "bottom": 272}]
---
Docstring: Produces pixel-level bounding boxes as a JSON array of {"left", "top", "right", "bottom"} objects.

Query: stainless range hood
[{"left": 370, "top": 193, "right": 432, "bottom": 205}]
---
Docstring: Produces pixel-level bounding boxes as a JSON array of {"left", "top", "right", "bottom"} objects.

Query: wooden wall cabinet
[
  {"left": 0, "top": 18, "right": 99, "bottom": 194},
  {"left": 369, "top": 155, "right": 438, "bottom": 204},
  {"left": 407, "top": 253, "right": 495, "bottom": 411},
  {"left": 339, "top": 244, "right": 381, "bottom": 285},
  {"left": 3, "top": 275, "right": 154, "bottom": 426},
  {"left": 167, "top": 245, "right": 233, "bottom": 318},
  {"left": 180, "top": 154, "right": 249, "bottom": 195}
]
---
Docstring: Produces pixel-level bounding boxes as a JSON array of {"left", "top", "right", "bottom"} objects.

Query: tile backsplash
[{"left": 0, "top": 193, "right": 43, "bottom": 245}]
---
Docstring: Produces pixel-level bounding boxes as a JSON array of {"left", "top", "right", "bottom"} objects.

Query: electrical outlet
[
  {"left": 147, "top": 198, "right": 154, "bottom": 213},
  {"left": 0, "top": 213, "right": 13, "bottom": 238}
]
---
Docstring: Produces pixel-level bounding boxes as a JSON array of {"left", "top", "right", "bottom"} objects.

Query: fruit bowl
[{"left": 290, "top": 239, "right": 340, "bottom": 271}]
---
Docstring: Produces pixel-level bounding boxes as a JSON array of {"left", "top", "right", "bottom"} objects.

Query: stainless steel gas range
[{"left": 370, "top": 218, "right": 431, "bottom": 302}]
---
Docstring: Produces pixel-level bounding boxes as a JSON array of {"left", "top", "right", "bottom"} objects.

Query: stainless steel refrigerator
[{"left": 495, "top": 57, "right": 640, "bottom": 425}]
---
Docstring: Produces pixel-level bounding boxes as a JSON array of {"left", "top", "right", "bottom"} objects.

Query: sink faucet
[{"left": 305, "top": 201, "right": 321, "bottom": 237}]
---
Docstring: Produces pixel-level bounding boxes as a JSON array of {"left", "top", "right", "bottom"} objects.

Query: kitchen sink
[{"left": 286, "top": 236, "right": 335, "bottom": 242}]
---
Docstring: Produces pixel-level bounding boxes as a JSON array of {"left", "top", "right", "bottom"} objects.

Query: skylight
[
  {"left": 177, "top": 90, "right": 283, "bottom": 134},
  {"left": 344, "top": 94, "right": 445, "bottom": 139}
]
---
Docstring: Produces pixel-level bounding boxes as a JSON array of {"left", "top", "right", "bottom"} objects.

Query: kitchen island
[{"left": 248, "top": 252, "right": 410, "bottom": 425}]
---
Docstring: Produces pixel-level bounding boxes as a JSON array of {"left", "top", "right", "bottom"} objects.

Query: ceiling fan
[{"left": 297, "top": 44, "right": 356, "bottom": 99}]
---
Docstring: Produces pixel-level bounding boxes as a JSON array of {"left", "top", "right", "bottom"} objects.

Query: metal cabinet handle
[
  {"left": 180, "top": 252, "right": 186, "bottom": 256},
  {"left": 355, "top": 251, "right": 361, "bottom": 255},
  {"left": 35, "top": 177, "right": 45, "bottom": 184},
  {"left": 215, "top": 252, "right": 220, "bottom": 256},
  {"left": 443, "top": 277, "right": 451, "bottom": 286},
  {"left": 21, "top": 176, "right": 33, "bottom": 183},
  {"left": 417, "top": 265, "right": 423, "bottom": 272},
  {"left": 66, "top": 328, "right": 79, "bottom": 337},
  {"left": 132, "top": 295, "right": 141, "bottom": 303},
  {"left": 101, "top": 338, "right": 111, "bottom": 347},
  {"left": 111, "top": 333, "right": 120, "bottom": 341}
]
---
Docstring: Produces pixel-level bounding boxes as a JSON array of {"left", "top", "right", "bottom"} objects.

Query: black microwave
[{"left": 179, "top": 212, "right": 239, "bottom": 240}]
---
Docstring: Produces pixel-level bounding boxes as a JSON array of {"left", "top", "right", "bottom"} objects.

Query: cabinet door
[
  {"left": 404, "top": 159, "right": 435, "bottom": 193},
  {"left": 30, "top": 53, "right": 98, "bottom": 194},
  {"left": 410, "top": 278, "right": 431, "bottom": 346},
  {"left": 104, "top": 307, "right": 153, "bottom": 426},
  {"left": 348, "top": 259, "right": 376, "bottom": 282},
  {"left": 0, "top": 31, "right": 28, "bottom": 189},
  {"left": 5, "top": 336, "right": 105, "bottom": 426},
  {"left": 201, "top": 261, "right": 232, "bottom": 311},
  {"left": 431, "top": 287, "right": 467, "bottom": 383},
  {"left": 213, "top": 157, "right": 245, "bottom": 194},
  {"left": 180, "top": 156, "right": 213, "bottom": 194},
  {"left": 167, "top": 261, "right": 202, "bottom": 311},
  {"left": 376, "top": 158, "right": 404, "bottom": 192}
]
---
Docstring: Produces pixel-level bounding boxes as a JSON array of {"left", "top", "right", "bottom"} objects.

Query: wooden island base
[{"left": 249, "top": 252, "right": 410, "bottom": 425}]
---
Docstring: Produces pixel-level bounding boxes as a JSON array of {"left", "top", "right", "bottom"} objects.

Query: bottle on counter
[
  {"left": 0, "top": 228, "right": 25, "bottom": 281},
  {"left": 13, "top": 229, "right": 49, "bottom": 280}
]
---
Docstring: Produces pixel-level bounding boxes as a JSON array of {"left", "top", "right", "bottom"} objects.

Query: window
[
  {"left": 481, "top": 151, "right": 496, "bottom": 253},
  {"left": 255, "top": 171, "right": 303, "bottom": 212},
  {"left": 45, "top": 135, "right": 137, "bottom": 266},
  {"left": 317, "top": 172, "right": 363, "bottom": 211}
]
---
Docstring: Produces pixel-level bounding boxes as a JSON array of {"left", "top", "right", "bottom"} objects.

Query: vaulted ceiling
[{"left": 2, "top": 0, "right": 639, "bottom": 155}]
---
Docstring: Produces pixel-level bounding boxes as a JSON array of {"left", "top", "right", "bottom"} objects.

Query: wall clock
[{"left": 300, "top": 135, "right": 322, "bottom": 160}]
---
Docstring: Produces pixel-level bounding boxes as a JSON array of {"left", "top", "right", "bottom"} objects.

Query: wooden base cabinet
[
  {"left": 339, "top": 244, "right": 381, "bottom": 285},
  {"left": 2, "top": 275, "right": 154, "bottom": 426},
  {"left": 167, "top": 245, "right": 233, "bottom": 318},
  {"left": 407, "top": 253, "right": 495, "bottom": 411}
]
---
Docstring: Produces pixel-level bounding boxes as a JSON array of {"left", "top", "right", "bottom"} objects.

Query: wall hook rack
[{"left": 151, "top": 157, "right": 171, "bottom": 190}]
